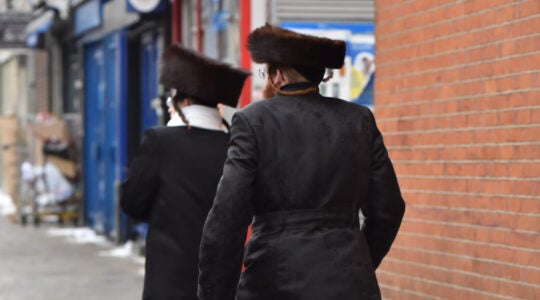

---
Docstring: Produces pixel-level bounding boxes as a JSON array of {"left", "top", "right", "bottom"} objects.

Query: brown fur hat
[
  {"left": 247, "top": 24, "right": 346, "bottom": 69},
  {"left": 160, "top": 44, "right": 250, "bottom": 107}
]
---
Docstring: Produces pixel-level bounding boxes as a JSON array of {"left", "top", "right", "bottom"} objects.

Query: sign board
[
  {"left": 74, "top": 0, "right": 103, "bottom": 36},
  {"left": 126, "top": 0, "right": 164, "bottom": 13},
  {"left": 281, "top": 22, "right": 375, "bottom": 109},
  {"left": 0, "top": 12, "right": 32, "bottom": 48},
  {"left": 25, "top": 10, "right": 55, "bottom": 48}
]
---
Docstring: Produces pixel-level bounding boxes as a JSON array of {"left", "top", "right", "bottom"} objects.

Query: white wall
[
  {"left": 249, "top": 0, "right": 268, "bottom": 102},
  {"left": 1, "top": 56, "right": 20, "bottom": 115}
]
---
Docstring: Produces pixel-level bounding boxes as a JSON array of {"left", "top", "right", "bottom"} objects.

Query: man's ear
[{"left": 273, "top": 68, "right": 285, "bottom": 86}]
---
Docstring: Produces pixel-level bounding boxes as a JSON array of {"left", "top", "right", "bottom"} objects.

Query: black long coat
[
  {"left": 121, "top": 126, "right": 229, "bottom": 300},
  {"left": 198, "top": 84, "right": 406, "bottom": 300}
]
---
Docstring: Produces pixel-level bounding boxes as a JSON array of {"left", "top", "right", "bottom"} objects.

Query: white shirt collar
[{"left": 167, "top": 104, "right": 226, "bottom": 132}]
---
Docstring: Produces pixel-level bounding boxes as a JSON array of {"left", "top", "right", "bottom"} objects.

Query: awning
[{"left": 24, "top": 10, "right": 55, "bottom": 47}]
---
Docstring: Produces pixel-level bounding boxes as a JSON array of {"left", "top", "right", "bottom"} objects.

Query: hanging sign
[
  {"left": 126, "top": 0, "right": 164, "bottom": 13},
  {"left": 0, "top": 12, "right": 32, "bottom": 48}
]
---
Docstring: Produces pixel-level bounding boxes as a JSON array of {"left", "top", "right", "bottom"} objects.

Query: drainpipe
[
  {"left": 196, "top": 0, "right": 202, "bottom": 52},
  {"left": 238, "top": 0, "right": 251, "bottom": 108},
  {"left": 171, "top": 0, "right": 182, "bottom": 44}
]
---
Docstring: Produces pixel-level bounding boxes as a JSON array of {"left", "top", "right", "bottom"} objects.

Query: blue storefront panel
[
  {"left": 104, "top": 31, "right": 128, "bottom": 237},
  {"left": 140, "top": 30, "right": 162, "bottom": 132},
  {"left": 134, "top": 29, "right": 162, "bottom": 240},
  {"left": 84, "top": 40, "right": 107, "bottom": 232},
  {"left": 83, "top": 30, "right": 127, "bottom": 237}
]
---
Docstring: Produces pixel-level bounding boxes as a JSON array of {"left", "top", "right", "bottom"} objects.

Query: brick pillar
[
  {"left": 33, "top": 50, "right": 49, "bottom": 114},
  {"left": 374, "top": 1, "right": 540, "bottom": 299}
]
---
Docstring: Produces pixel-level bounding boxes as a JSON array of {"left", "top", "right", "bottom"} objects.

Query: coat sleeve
[
  {"left": 364, "top": 110, "right": 406, "bottom": 269},
  {"left": 198, "top": 112, "right": 257, "bottom": 300},
  {"left": 120, "top": 128, "right": 160, "bottom": 221}
]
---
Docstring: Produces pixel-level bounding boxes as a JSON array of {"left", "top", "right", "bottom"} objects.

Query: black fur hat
[
  {"left": 160, "top": 44, "right": 250, "bottom": 107},
  {"left": 247, "top": 24, "right": 346, "bottom": 69}
]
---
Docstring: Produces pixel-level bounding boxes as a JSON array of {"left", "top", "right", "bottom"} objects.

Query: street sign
[{"left": 0, "top": 12, "right": 32, "bottom": 48}]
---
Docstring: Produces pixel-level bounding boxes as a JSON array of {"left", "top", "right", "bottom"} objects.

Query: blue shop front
[
  {"left": 74, "top": 0, "right": 132, "bottom": 240},
  {"left": 75, "top": 0, "right": 168, "bottom": 242},
  {"left": 124, "top": 0, "right": 169, "bottom": 245}
]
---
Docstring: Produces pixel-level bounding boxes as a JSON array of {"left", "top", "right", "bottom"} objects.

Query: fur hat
[
  {"left": 160, "top": 44, "right": 250, "bottom": 107},
  {"left": 247, "top": 24, "right": 346, "bottom": 69}
]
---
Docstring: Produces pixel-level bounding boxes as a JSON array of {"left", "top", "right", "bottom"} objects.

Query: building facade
[{"left": 374, "top": 1, "right": 540, "bottom": 298}]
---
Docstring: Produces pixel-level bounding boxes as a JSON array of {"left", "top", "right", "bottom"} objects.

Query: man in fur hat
[
  {"left": 198, "top": 24, "right": 405, "bottom": 300},
  {"left": 121, "top": 44, "right": 249, "bottom": 299}
]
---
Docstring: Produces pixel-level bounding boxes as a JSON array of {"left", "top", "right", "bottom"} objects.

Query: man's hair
[
  {"left": 268, "top": 64, "right": 325, "bottom": 85},
  {"left": 267, "top": 64, "right": 310, "bottom": 83},
  {"left": 173, "top": 92, "right": 217, "bottom": 108}
]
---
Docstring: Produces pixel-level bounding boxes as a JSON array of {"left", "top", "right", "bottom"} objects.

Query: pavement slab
[{"left": 0, "top": 217, "right": 144, "bottom": 300}]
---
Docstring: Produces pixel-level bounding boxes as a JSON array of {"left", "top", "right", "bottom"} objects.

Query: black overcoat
[
  {"left": 121, "top": 126, "right": 229, "bottom": 300},
  {"left": 198, "top": 84, "right": 406, "bottom": 300}
]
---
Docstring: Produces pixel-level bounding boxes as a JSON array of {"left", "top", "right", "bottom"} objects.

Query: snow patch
[
  {"left": 0, "top": 190, "right": 16, "bottom": 216},
  {"left": 132, "top": 256, "right": 145, "bottom": 265},
  {"left": 46, "top": 227, "right": 108, "bottom": 245},
  {"left": 99, "top": 241, "right": 134, "bottom": 258}
]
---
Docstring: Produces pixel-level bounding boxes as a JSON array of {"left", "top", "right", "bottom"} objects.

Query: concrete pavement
[{"left": 0, "top": 217, "right": 144, "bottom": 300}]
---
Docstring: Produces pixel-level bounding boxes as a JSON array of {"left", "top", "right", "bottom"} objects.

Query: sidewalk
[{"left": 0, "top": 217, "right": 144, "bottom": 300}]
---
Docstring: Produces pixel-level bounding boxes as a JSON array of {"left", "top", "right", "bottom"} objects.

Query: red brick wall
[{"left": 374, "top": 1, "right": 539, "bottom": 299}]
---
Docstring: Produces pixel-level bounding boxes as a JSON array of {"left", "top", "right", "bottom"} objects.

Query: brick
[
  {"left": 378, "top": 44, "right": 538, "bottom": 89},
  {"left": 386, "top": 247, "right": 540, "bottom": 284},
  {"left": 376, "top": 1, "right": 540, "bottom": 296},
  {"left": 402, "top": 219, "right": 539, "bottom": 252},
  {"left": 389, "top": 144, "right": 540, "bottom": 160},
  {"left": 398, "top": 177, "right": 471, "bottom": 194},
  {"left": 378, "top": 17, "right": 539, "bottom": 63},
  {"left": 376, "top": 96, "right": 539, "bottom": 120},
  {"left": 377, "top": 270, "right": 459, "bottom": 299},
  {"left": 382, "top": 257, "right": 538, "bottom": 298},
  {"left": 378, "top": 108, "right": 540, "bottom": 131},
  {"left": 403, "top": 204, "right": 539, "bottom": 232},
  {"left": 378, "top": 48, "right": 538, "bottom": 80},
  {"left": 516, "top": 0, "right": 540, "bottom": 18},
  {"left": 375, "top": 89, "right": 540, "bottom": 113},
  {"left": 379, "top": 286, "right": 434, "bottom": 300},
  {"left": 377, "top": 2, "right": 518, "bottom": 48},
  {"left": 377, "top": 269, "right": 508, "bottom": 300},
  {"left": 394, "top": 231, "right": 532, "bottom": 265},
  {"left": 386, "top": 126, "right": 538, "bottom": 145},
  {"left": 376, "top": 1, "right": 419, "bottom": 25},
  {"left": 401, "top": 190, "right": 540, "bottom": 213}
]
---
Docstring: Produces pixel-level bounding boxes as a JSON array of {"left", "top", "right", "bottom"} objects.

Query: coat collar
[
  {"left": 167, "top": 105, "right": 226, "bottom": 132},
  {"left": 280, "top": 82, "right": 317, "bottom": 92}
]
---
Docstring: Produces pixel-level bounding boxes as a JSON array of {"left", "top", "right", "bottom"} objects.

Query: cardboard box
[
  {"left": 0, "top": 116, "right": 17, "bottom": 144},
  {"left": 0, "top": 116, "right": 19, "bottom": 201},
  {"left": 30, "top": 118, "right": 69, "bottom": 142}
]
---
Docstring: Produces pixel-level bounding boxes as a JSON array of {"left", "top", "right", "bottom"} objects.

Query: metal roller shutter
[{"left": 274, "top": 0, "right": 374, "bottom": 23}]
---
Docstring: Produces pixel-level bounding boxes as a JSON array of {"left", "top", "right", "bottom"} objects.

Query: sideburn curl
[{"left": 172, "top": 93, "right": 191, "bottom": 129}]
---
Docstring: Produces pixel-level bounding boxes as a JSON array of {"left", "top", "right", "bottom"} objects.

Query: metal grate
[{"left": 275, "top": 0, "right": 374, "bottom": 23}]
